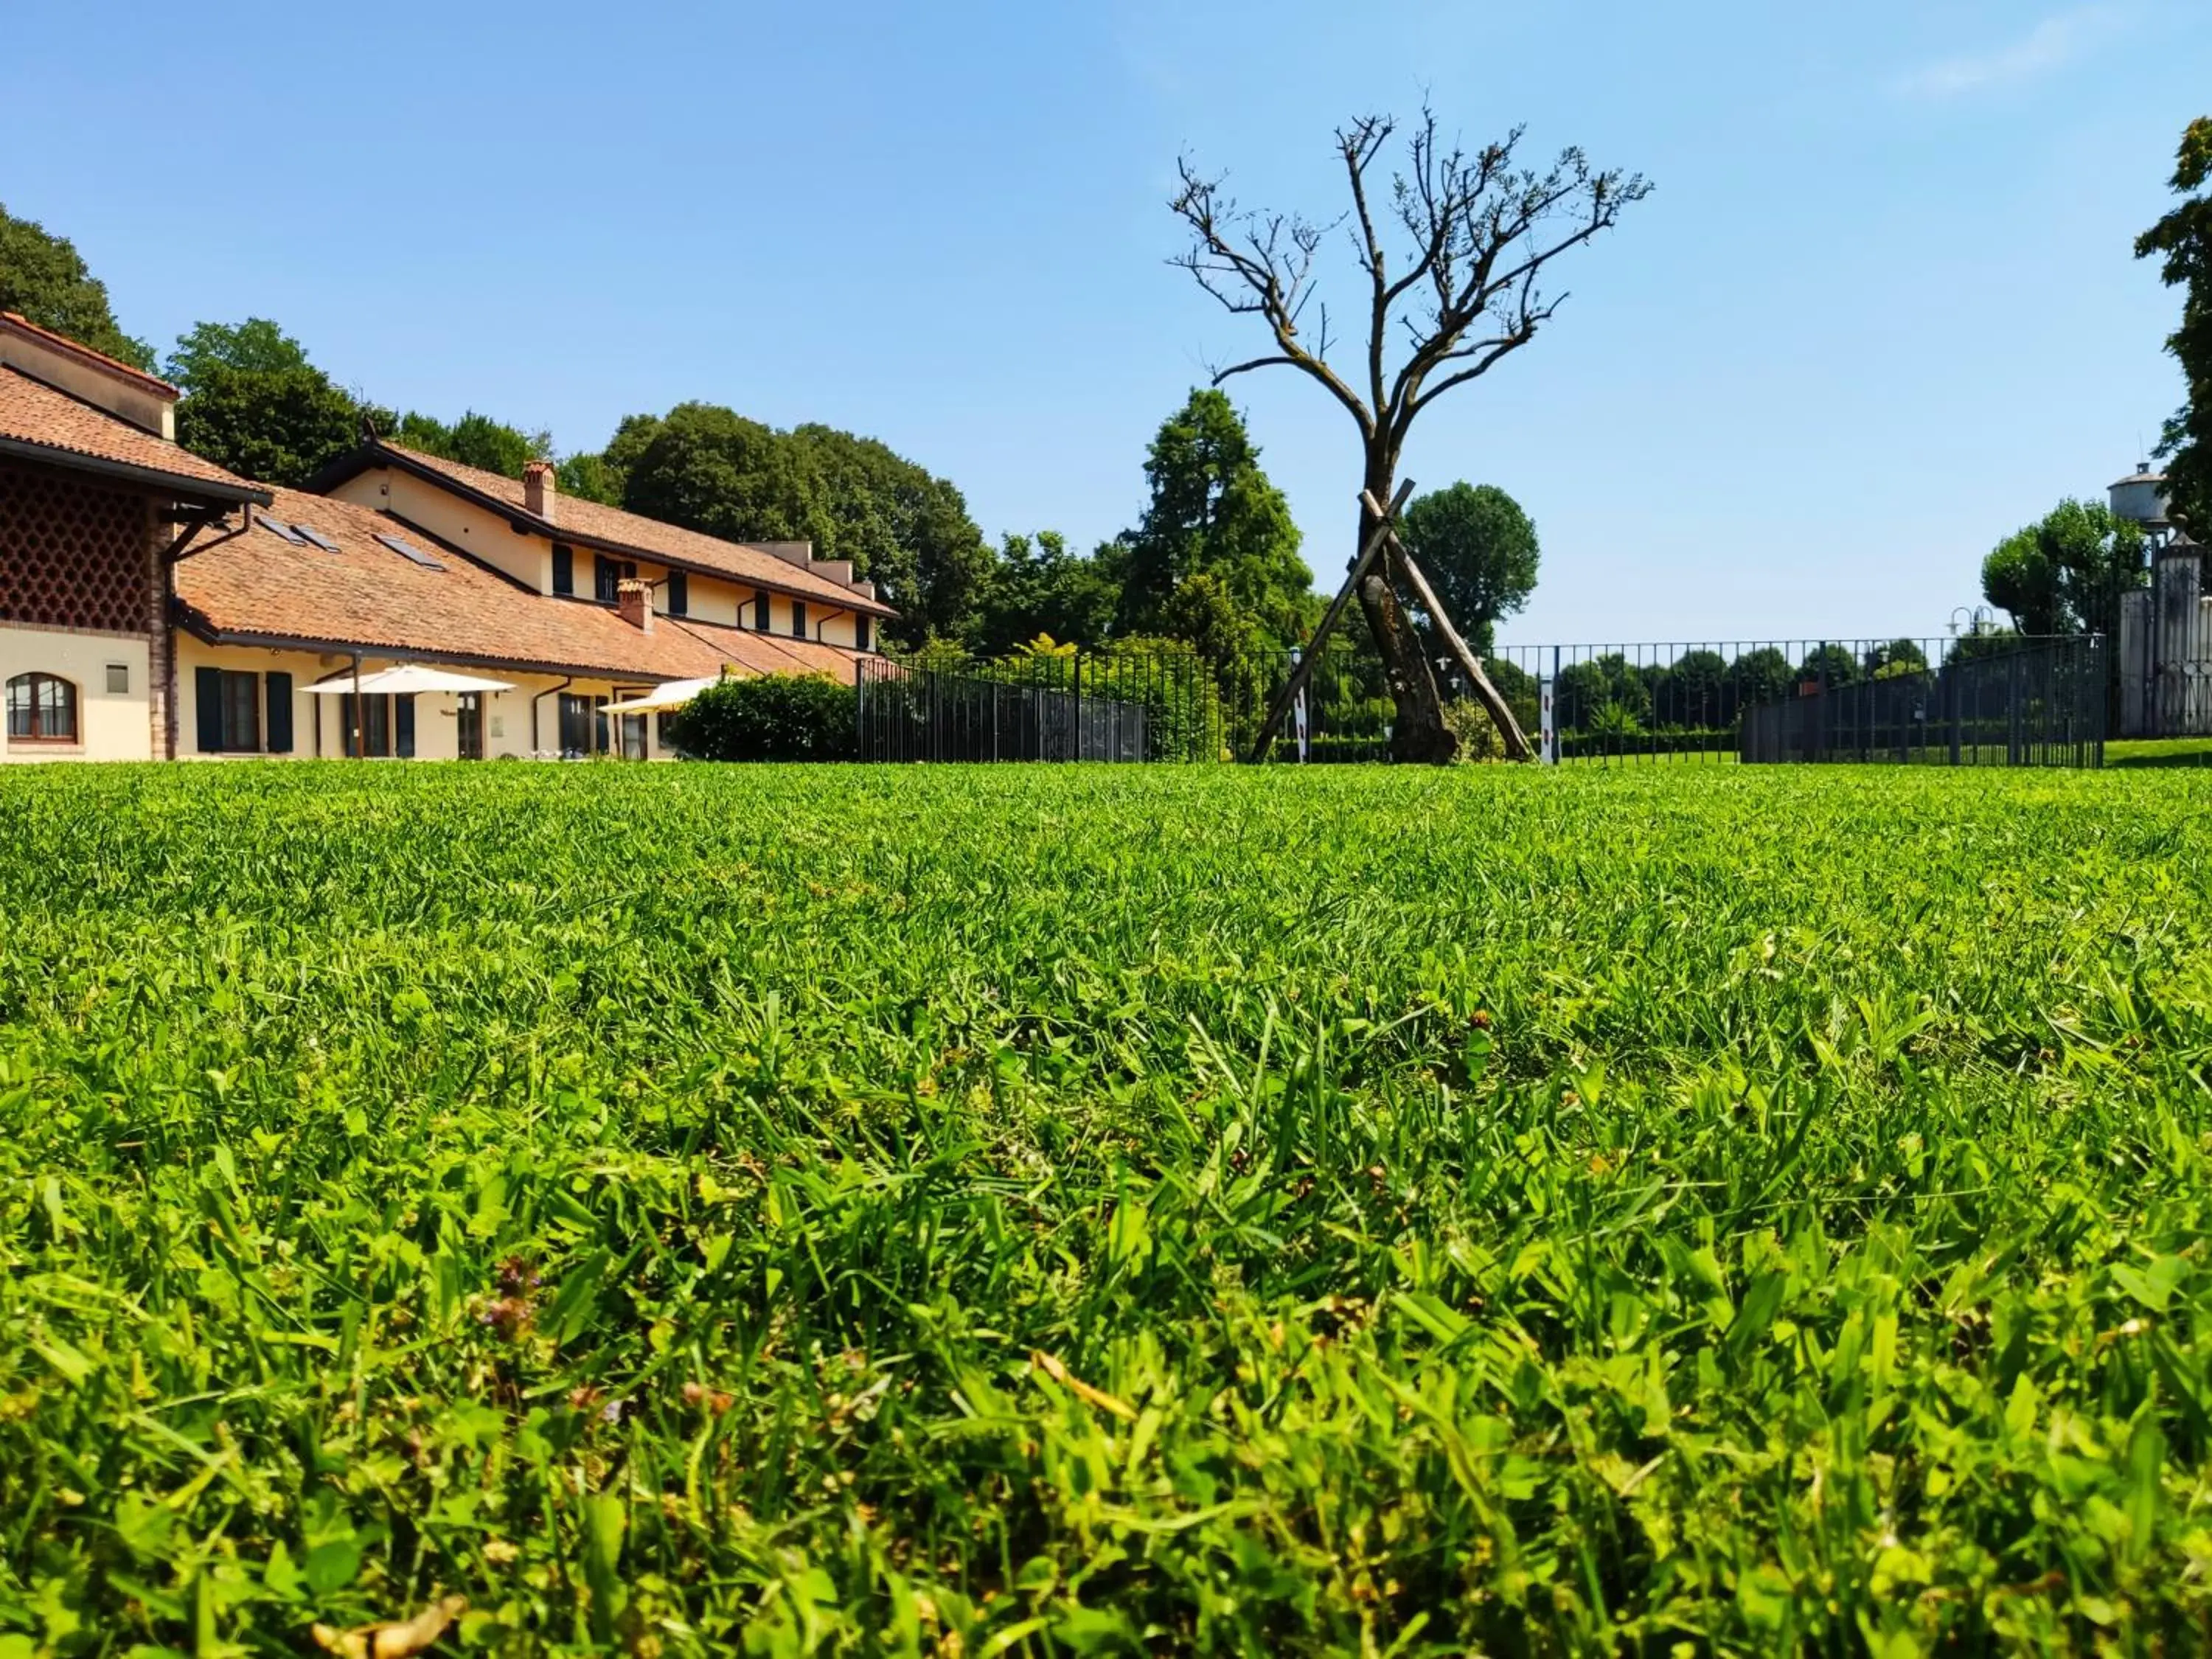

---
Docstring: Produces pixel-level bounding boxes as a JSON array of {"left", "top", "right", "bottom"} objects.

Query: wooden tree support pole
[
  {"left": 1248, "top": 479, "right": 1415, "bottom": 764},
  {"left": 1358, "top": 490, "right": 1535, "bottom": 762}
]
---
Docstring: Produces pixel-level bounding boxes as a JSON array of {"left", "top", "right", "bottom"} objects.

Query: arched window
[{"left": 5, "top": 672, "right": 78, "bottom": 742}]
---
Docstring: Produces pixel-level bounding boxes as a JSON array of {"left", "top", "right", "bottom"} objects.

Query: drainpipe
[{"left": 532, "top": 675, "right": 573, "bottom": 758}]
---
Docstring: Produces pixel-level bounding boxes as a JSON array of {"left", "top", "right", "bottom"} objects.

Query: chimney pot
[
  {"left": 617, "top": 577, "right": 654, "bottom": 633},
  {"left": 523, "top": 459, "right": 557, "bottom": 522}
]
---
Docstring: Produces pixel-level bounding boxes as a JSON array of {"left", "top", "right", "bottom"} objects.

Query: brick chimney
[
  {"left": 617, "top": 577, "right": 654, "bottom": 633},
  {"left": 523, "top": 459, "right": 557, "bottom": 522}
]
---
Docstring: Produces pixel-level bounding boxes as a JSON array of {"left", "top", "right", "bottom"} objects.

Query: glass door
[{"left": 456, "top": 693, "right": 483, "bottom": 760}]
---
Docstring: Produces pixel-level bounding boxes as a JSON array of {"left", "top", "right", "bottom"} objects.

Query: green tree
[
  {"left": 555, "top": 414, "right": 665, "bottom": 505},
  {"left": 1798, "top": 643, "right": 1860, "bottom": 689},
  {"left": 620, "top": 403, "right": 832, "bottom": 552},
  {"left": 1161, "top": 572, "right": 1261, "bottom": 673},
  {"left": 606, "top": 407, "right": 991, "bottom": 646},
  {"left": 2137, "top": 118, "right": 2212, "bottom": 531},
  {"left": 0, "top": 203, "right": 153, "bottom": 370},
  {"left": 1484, "top": 655, "right": 1540, "bottom": 737},
  {"left": 1732, "top": 647, "right": 1795, "bottom": 709},
  {"left": 971, "top": 532, "right": 1122, "bottom": 657},
  {"left": 1554, "top": 653, "right": 1649, "bottom": 731},
  {"left": 394, "top": 410, "right": 552, "bottom": 479},
  {"left": 173, "top": 364, "right": 370, "bottom": 487},
  {"left": 1980, "top": 498, "right": 2145, "bottom": 637},
  {"left": 791, "top": 425, "right": 993, "bottom": 645},
  {"left": 555, "top": 452, "right": 622, "bottom": 505},
  {"left": 1116, "top": 390, "right": 1315, "bottom": 649},
  {"left": 1947, "top": 624, "right": 2025, "bottom": 665},
  {"left": 1654, "top": 648, "right": 1731, "bottom": 727},
  {"left": 163, "top": 319, "right": 312, "bottom": 389},
  {"left": 1398, "top": 483, "right": 1540, "bottom": 653},
  {"left": 1865, "top": 638, "right": 1929, "bottom": 680}
]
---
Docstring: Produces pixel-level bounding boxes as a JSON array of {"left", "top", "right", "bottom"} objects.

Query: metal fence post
[{"left": 1949, "top": 661, "right": 1962, "bottom": 766}]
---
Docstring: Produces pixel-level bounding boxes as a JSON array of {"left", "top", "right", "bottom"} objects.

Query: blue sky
[{"left": 4, "top": 0, "right": 2205, "bottom": 644}]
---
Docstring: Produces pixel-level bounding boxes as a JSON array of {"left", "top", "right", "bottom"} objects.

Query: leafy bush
[
  {"left": 1442, "top": 698, "right": 1506, "bottom": 762},
  {"left": 667, "top": 672, "right": 855, "bottom": 761},
  {"left": 1558, "top": 723, "right": 1736, "bottom": 760}
]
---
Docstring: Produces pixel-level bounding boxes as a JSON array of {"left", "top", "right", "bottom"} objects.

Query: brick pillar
[{"left": 145, "top": 500, "right": 175, "bottom": 759}]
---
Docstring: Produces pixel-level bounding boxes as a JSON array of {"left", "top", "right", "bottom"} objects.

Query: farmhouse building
[
  {"left": 0, "top": 316, "right": 894, "bottom": 762},
  {"left": 0, "top": 313, "right": 271, "bottom": 761}
]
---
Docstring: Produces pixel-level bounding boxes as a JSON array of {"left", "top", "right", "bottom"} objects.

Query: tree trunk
[{"left": 1356, "top": 470, "right": 1455, "bottom": 764}]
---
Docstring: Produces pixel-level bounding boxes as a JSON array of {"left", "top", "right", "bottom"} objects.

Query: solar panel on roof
[
  {"left": 375, "top": 532, "right": 446, "bottom": 571},
  {"left": 257, "top": 514, "right": 305, "bottom": 544},
  {"left": 295, "top": 525, "right": 342, "bottom": 554}
]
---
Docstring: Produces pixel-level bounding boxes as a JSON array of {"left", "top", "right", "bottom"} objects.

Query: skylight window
[
  {"left": 294, "top": 526, "right": 342, "bottom": 554},
  {"left": 257, "top": 515, "right": 306, "bottom": 545},
  {"left": 375, "top": 532, "right": 446, "bottom": 571}
]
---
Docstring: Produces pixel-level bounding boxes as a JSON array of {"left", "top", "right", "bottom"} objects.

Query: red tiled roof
[
  {"left": 0, "top": 365, "right": 265, "bottom": 501},
  {"left": 0, "top": 312, "right": 179, "bottom": 397},
  {"left": 366, "top": 442, "right": 897, "bottom": 618},
  {"left": 175, "top": 484, "right": 866, "bottom": 684}
]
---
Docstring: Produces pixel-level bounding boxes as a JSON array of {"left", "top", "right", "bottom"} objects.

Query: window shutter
[
  {"left": 552, "top": 543, "right": 573, "bottom": 595},
  {"left": 195, "top": 666, "right": 223, "bottom": 753},
  {"left": 265, "top": 672, "right": 293, "bottom": 754},
  {"left": 593, "top": 553, "right": 609, "bottom": 602},
  {"left": 753, "top": 591, "right": 769, "bottom": 630},
  {"left": 855, "top": 615, "right": 870, "bottom": 653},
  {"left": 790, "top": 600, "right": 807, "bottom": 639},
  {"left": 668, "top": 571, "right": 688, "bottom": 616},
  {"left": 395, "top": 694, "right": 416, "bottom": 759}
]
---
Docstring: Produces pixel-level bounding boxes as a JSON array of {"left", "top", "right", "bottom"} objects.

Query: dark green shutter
[
  {"left": 195, "top": 666, "right": 223, "bottom": 753},
  {"left": 855, "top": 615, "right": 870, "bottom": 653},
  {"left": 395, "top": 695, "right": 416, "bottom": 759},
  {"left": 592, "top": 553, "right": 608, "bottom": 602},
  {"left": 265, "top": 672, "right": 293, "bottom": 754},
  {"left": 668, "top": 571, "right": 688, "bottom": 616},
  {"left": 552, "top": 543, "right": 573, "bottom": 595}
]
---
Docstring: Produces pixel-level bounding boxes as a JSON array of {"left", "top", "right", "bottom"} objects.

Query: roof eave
[
  {"left": 0, "top": 434, "right": 271, "bottom": 507},
  {"left": 315, "top": 442, "right": 897, "bottom": 619},
  {"left": 174, "top": 607, "right": 702, "bottom": 684}
]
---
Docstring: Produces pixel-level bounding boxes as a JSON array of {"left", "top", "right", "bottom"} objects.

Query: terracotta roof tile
[
  {"left": 0, "top": 366, "right": 263, "bottom": 498},
  {"left": 374, "top": 442, "right": 897, "bottom": 617},
  {"left": 176, "top": 484, "right": 866, "bottom": 684}
]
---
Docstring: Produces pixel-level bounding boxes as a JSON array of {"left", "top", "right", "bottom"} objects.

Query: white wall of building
[
  {"left": 0, "top": 622, "right": 150, "bottom": 762},
  {"left": 173, "top": 636, "right": 681, "bottom": 761}
]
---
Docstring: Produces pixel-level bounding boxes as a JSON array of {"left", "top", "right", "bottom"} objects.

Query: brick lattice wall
[{"left": 0, "top": 458, "right": 154, "bottom": 633}]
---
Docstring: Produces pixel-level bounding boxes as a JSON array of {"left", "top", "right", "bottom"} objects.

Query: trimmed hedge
[{"left": 669, "top": 673, "right": 856, "bottom": 762}]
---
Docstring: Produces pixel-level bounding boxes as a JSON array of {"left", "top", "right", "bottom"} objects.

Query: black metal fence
[
  {"left": 854, "top": 633, "right": 2105, "bottom": 768},
  {"left": 856, "top": 653, "right": 1231, "bottom": 762},
  {"left": 1737, "top": 636, "right": 2104, "bottom": 766},
  {"left": 1486, "top": 635, "right": 2104, "bottom": 768}
]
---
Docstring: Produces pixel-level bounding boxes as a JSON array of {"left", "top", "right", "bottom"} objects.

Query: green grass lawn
[
  {"left": 3, "top": 762, "right": 2211, "bottom": 1654},
  {"left": 2107, "top": 736, "right": 2212, "bottom": 768}
]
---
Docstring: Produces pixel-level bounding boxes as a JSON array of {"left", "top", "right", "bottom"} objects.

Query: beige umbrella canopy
[
  {"left": 602, "top": 676, "right": 723, "bottom": 715},
  {"left": 305, "top": 665, "right": 517, "bottom": 695}
]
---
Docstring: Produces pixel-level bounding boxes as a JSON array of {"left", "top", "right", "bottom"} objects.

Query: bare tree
[{"left": 1172, "top": 110, "right": 1649, "bottom": 762}]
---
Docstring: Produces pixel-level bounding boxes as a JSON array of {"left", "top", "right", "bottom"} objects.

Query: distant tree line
[{"left": 1, "top": 201, "right": 1548, "bottom": 663}]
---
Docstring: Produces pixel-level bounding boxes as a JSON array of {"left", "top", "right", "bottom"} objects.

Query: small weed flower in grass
[{"left": 0, "top": 761, "right": 2210, "bottom": 1652}]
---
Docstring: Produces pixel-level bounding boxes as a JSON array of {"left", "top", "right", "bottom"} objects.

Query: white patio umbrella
[
  {"left": 305, "top": 664, "right": 516, "bottom": 696},
  {"left": 601, "top": 676, "right": 723, "bottom": 714}
]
